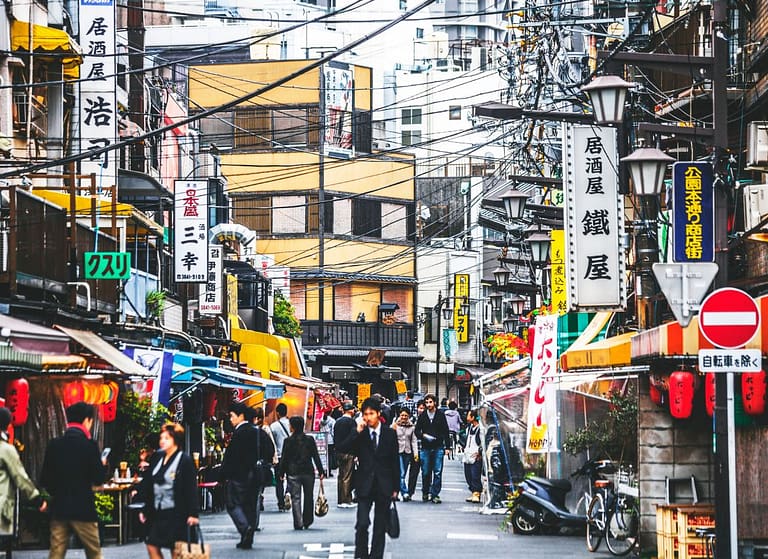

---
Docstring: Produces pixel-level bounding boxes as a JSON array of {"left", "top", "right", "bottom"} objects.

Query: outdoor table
[{"left": 94, "top": 479, "right": 140, "bottom": 545}]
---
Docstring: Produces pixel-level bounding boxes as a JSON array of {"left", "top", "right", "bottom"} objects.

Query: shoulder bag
[
  {"left": 172, "top": 524, "right": 210, "bottom": 559},
  {"left": 251, "top": 429, "right": 275, "bottom": 488}
]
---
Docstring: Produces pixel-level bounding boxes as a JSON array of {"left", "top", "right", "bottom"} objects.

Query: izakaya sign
[
  {"left": 79, "top": 0, "right": 117, "bottom": 192},
  {"left": 526, "top": 314, "right": 559, "bottom": 454},
  {"left": 672, "top": 162, "right": 714, "bottom": 263},
  {"left": 322, "top": 61, "right": 354, "bottom": 158},
  {"left": 563, "top": 124, "right": 626, "bottom": 311},
  {"left": 174, "top": 181, "right": 208, "bottom": 282}
]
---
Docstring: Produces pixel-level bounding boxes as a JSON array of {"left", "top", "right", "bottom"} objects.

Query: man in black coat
[
  {"left": 220, "top": 402, "right": 274, "bottom": 550},
  {"left": 336, "top": 397, "right": 399, "bottom": 559},
  {"left": 332, "top": 402, "right": 357, "bottom": 507},
  {"left": 40, "top": 402, "right": 108, "bottom": 559},
  {"left": 414, "top": 393, "right": 450, "bottom": 504}
]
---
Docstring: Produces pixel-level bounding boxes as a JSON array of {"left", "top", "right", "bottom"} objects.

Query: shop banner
[
  {"left": 563, "top": 124, "right": 626, "bottom": 311},
  {"left": 123, "top": 347, "right": 174, "bottom": 406},
  {"left": 322, "top": 62, "right": 354, "bottom": 158},
  {"left": 174, "top": 180, "right": 208, "bottom": 282},
  {"left": 550, "top": 230, "right": 567, "bottom": 315},
  {"left": 672, "top": 162, "right": 714, "bottom": 263},
  {"left": 526, "top": 314, "right": 559, "bottom": 454},
  {"left": 79, "top": 0, "right": 117, "bottom": 193},
  {"left": 199, "top": 245, "right": 223, "bottom": 315},
  {"left": 453, "top": 273, "right": 470, "bottom": 343}
]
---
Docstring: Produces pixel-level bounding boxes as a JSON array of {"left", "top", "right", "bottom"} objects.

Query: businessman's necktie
[{"left": 371, "top": 430, "right": 378, "bottom": 449}]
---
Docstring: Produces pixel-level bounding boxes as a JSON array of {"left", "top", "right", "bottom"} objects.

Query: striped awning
[{"left": 631, "top": 294, "right": 768, "bottom": 360}]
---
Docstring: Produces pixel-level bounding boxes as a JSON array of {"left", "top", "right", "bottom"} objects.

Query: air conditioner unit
[
  {"left": 743, "top": 184, "right": 768, "bottom": 230},
  {"left": 746, "top": 121, "right": 768, "bottom": 168}
]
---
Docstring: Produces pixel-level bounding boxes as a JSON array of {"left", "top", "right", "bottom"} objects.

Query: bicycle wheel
[
  {"left": 586, "top": 493, "right": 605, "bottom": 552},
  {"left": 605, "top": 497, "right": 639, "bottom": 556}
]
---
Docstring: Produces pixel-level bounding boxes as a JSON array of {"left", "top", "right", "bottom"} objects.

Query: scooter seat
[{"left": 529, "top": 476, "right": 572, "bottom": 492}]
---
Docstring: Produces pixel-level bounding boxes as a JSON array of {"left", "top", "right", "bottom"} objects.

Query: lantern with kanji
[
  {"left": 704, "top": 373, "right": 716, "bottom": 417},
  {"left": 669, "top": 369, "right": 696, "bottom": 419},
  {"left": 63, "top": 381, "right": 85, "bottom": 407},
  {"left": 5, "top": 378, "right": 29, "bottom": 426},
  {"left": 203, "top": 391, "right": 218, "bottom": 420},
  {"left": 742, "top": 370, "right": 767, "bottom": 416}
]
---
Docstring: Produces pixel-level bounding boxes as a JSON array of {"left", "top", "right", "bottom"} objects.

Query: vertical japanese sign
[
  {"left": 79, "top": 0, "right": 117, "bottom": 192},
  {"left": 563, "top": 124, "right": 626, "bottom": 311},
  {"left": 322, "top": 62, "right": 354, "bottom": 158},
  {"left": 550, "top": 230, "right": 568, "bottom": 315},
  {"left": 453, "top": 273, "right": 470, "bottom": 343},
  {"left": 672, "top": 162, "right": 714, "bottom": 263},
  {"left": 526, "top": 314, "right": 559, "bottom": 454},
  {"left": 174, "top": 180, "right": 208, "bottom": 282},
  {"left": 199, "top": 245, "right": 223, "bottom": 314}
]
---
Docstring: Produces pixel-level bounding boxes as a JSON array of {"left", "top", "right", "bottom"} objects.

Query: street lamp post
[{"left": 433, "top": 291, "right": 455, "bottom": 402}]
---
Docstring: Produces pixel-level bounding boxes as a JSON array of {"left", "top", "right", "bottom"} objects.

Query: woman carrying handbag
[{"left": 137, "top": 423, "right": 200, "bottom": 559}]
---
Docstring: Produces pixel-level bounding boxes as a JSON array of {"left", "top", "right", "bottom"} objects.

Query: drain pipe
[{"left": 67, "top": 282, "right": 92, "bottom": 312}]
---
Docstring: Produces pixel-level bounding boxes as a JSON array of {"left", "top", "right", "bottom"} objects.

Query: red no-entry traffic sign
[{"left": 698, "top": 287, "right": 760, "bottom": 349}]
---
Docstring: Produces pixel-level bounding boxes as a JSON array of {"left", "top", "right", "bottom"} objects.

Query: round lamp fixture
[
  {"left": 581, "top": 75, "right": 634, "bottom": 125},
  {"left": 621, "top": 147, "right": 675, "bottom": 197}
]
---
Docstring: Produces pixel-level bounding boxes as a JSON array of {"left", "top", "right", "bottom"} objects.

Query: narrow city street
[{"left": 13, "top": 458, "right": 616, "bottom": 559}]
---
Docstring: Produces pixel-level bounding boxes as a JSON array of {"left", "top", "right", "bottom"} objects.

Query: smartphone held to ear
[{"left": 101, "top": 447, "right": 111, "bottom": 461}]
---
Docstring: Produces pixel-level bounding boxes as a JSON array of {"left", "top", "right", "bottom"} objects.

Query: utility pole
[
  {"left": 434, "top": 291, "right": 443, "bottom": 402},
  {"left": 127, "top": 0, "right": 145, "bottom": 172},
  {"left": 318, "top": 67, "right": 326, "bottom": 355}
]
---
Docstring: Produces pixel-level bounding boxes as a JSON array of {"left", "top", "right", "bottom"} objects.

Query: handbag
[
  {"left": 386, "top": 500, "right": 400, "bottom": 539},
  {"left": 252, "top": 428, "right": 275, "bottom": 487},
  {"left": 172, "top": 525, "right": 210, "bottom": 559},
  {"left": 314, "top": 478, "right": 328, "bottom": 517}
]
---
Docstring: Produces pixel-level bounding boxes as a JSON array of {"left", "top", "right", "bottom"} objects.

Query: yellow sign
[
  {"left": 550, "top": 230, "right": 568, "bottom": 315},
  {"left": 226, "top": 274, "right": 239, "bottom": 331},
  {"left": 357, "top": 383, "right": 371, "bottom": 407},
  {"left": 453, "top": 273, "right": 470, "bottom": 343},
  {"left": 394, "top": 380, "right": 407, "bottom": 394}
]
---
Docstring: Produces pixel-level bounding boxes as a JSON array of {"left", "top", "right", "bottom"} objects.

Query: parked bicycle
[{"left": 586, "top": 464, "right": 639, "bottom": 556}]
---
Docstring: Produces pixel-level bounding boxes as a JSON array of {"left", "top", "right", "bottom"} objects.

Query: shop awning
[
  {"left": 31, "top": 190, "right": 164, "bottom": 237},
  {"left": 474, "top": 357, "right": 530, "bottom": 387},
  {"left": 631, "top": 294, "right": 768, "bottom": 360},
  {"left": 482, "top": 386, "right": 528, "bottom": 404},
  {"left": 11, "top": 20, "right": 82, "bottom": 74},
  {"left": 560, "top": 332, "right": 636, "bottom": 371},
  {"left": 0, "top": 314, "right": 71, "bottom": 354},
  {"left": 54, "top": 326, "right": 154, "bottom": 377},
  {"left": 172, "top": 366, "right": 285, "bottom": 399},
  {"left": 0, "top": 344, "right": 87, "bottom": 374},
  {"left": 269, "top": 371, "right": 333, "bottom": 390}
]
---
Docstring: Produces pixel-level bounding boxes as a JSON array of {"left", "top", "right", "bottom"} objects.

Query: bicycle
[{"left": 604, "top": 466, "right": 639, "bottom": 556}]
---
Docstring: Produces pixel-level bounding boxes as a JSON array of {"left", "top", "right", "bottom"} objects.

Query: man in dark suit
[
  {"left": 220, "top": 402, "right": 274, "bottom": 550},
  {"left": 40, "top": 402, "right": 107, "bottom": 559},
  {"left": 336, "top": 397, "right": 399, "bottom": 559}
]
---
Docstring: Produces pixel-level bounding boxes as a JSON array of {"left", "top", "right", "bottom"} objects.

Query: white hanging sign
[
  {"left": 174, "top": 180, "right": 208, "bottom": 282},
  {"left": 199, "top": 245, "right": 223, "bottom": 315},
  {"left": 526, "top": 314, "right": 559, "bottom": 454},
  {"left": 563, "top": 124, "right": 626, "bottom": 311}
]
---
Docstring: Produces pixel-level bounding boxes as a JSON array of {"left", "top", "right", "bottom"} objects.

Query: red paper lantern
[
  {"left": 742, "top": 370, "right": 767, "bottom": 416},
  {"left": 649, "top": 384, "right": 663, "bottom": 406},
  {"left": 203, "top": 391, "right": 218, "bottom": 419},
  {"left": 704, "top": 373, "right": 716, "bottom": 417},
  {"left": 6, "top": 378, "right": 29, "bottom": 426},
  {"left": 63, "top": 381, "right": 84, "bottom": 407},
  {"left": 669, "top": 370, "right": 696, "bottom": 419},
  {"left": 99, "top": 384, "right": 119, "bottom": 423}
]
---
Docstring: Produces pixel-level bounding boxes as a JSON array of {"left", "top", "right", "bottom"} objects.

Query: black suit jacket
[
  {"left": 336, "top": 425, "right": 399, "bottom": 499},
  {"left": 40, "top": 426, "right": 107, "bottom": 521},
  {"left": 221, "top": 423, "right": 274, "bottom": 482}
]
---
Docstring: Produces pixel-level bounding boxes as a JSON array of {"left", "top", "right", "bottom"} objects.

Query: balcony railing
[
  {"left": 12, "top": 90, "right": 47, "bottom": 138},
  {"left": 300, "top": 321, "right": 417, "bottom": 349}
]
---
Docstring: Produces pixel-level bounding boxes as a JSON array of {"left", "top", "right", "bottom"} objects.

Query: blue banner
[{"left": 672, "top": 162, "right": 714, "bottom": 263}]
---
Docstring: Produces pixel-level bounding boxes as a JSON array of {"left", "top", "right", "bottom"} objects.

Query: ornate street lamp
[
  {"left": 507, "top": 294, "right": 527, "bottom": 316},
  {"left": 526, "top": 230, "right": 552, "bottom": 266},
  {"left": 621, "top": 147, "right": 675, "bottom": 196},
  {"left": 493, "top": 264, "right": 511, "bottom": 288},
  {"left": 503, "top": 316, "right": 518, "bottom": 333},
  {"left": 500, "top": 187, "right": 530, "bottom": 221},
  {"left": 581, "top": 75, "right": 634, "bottom": 125},
  {"left": 441, "top": 304, "right": 454, "bottom": 321},
  {"left": 489, "top": 292, "right": 504, "bottom": 311}
]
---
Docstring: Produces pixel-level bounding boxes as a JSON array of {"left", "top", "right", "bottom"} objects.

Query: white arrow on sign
[{"left": 652, "top": 262, "right": 719, "bottom": 327}]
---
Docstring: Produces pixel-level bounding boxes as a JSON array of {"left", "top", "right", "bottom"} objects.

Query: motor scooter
[{"left": 509, "top": 459, "right": 615, "bottom": 535}]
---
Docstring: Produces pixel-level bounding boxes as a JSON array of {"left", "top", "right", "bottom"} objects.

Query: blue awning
[{"left": 172, "top": 365, "right": 285, "bottom": 400}]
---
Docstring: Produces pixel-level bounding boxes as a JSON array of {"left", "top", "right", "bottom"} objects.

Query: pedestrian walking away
[
  {"left": 319, "top": 411, "right": 336, "bottom": 476},
  {"left": 252, "top": 407, "right": 278, "bottom": 513},
  {"left": 269, "top": 403, "right": 292, "bottom": 511},
  {"left": 462, "top": 409, "right": 484, "bottom": 503},
  {"left": 444, "top": 401, "right": 463, "bottom": 459},
  {"left": 0, "top": 407, "right": 47, "bottom": 556},
  {"left": 220, "top": 402, "right": 273, "bottom": 549},
  {"left": 393, "top": 408, "right": 418, "bottom": 501},
  {"left": 414, "top": 393, "right": 450, "bottom": 504},
  {"left": 136, "top": 423, "right": 200, "bottom": 559},
  {"left": 40, "top": 402, "right": 108, "bottom": 559},
  {"left": 277, "top": 415, "right": 325, "bottom": 530},
  {"left": 333, "top": 401, "right": 357, "bottom": 507},
  {"left": 336, "top": 397, "right": 400, "bottom": 559}
]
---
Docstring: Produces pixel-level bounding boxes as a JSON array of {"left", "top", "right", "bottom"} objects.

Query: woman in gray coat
[{"left": 0, "top": 407, "right": 46, "bottom": 542}]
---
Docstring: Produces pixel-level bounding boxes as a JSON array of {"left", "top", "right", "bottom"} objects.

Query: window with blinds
[
  {"left": 234, "top": 108, "right": 270, "bottom": 148},
  {"left": 233, "top": 196, "right": 271, "bottom": 233}
]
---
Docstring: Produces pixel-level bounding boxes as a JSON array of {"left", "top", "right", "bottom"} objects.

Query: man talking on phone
[
  {"left": 41, "top": 402, "right": 108, "bottom": 559},
  {"left": 336, "top": 397, "right": 399, "bottom": 559}
]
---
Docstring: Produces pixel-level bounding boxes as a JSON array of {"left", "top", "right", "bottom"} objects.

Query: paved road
[{"left": 13, "top": 456, "right": 618, "bottom": 558}]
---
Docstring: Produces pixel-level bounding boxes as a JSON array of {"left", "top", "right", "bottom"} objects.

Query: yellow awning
[
  {"left": 560, "top": 332, "right": 636, "bottom": 370},
  {"left": 11, "top": 20, "right": 82, "bottom": 76},
  {"left": 32, "top": 189, "right": 164, "bottom": 237}
]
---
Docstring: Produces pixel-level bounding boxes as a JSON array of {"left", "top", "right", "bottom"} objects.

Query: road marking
[
  {"left": 701, "top": 311, "right": 757, "bottom": 326},
  {"left": 446, "top": 533, "right": 499, "bottom": 541}
]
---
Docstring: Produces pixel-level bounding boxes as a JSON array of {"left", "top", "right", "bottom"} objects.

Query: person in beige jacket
[
  {"left": 0, "top": 407, "right": 46, "bottom": 540},
  {"left": 393, "top": 408, "right": 419, "bottom": 501}
]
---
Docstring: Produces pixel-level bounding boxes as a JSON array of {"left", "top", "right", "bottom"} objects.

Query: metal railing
[{"left": 300, "top": 320, "right": 417, "bottom": 348}]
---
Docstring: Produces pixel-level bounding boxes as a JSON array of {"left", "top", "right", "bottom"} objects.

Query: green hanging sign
[{"left": 84, "top": 252, "right": 131, "bottom": 280}]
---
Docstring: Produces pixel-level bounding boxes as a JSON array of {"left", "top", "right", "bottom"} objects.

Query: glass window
[
  {"left": 449, "top": 105, "right": 462, "bottom": 120},
  {"left": 352, "top": 199, "right": 381, "bottom": 237},
  {"left": 273, "top": 109, "right": 308, "bottom": 146},
  {"left": 416, "top": 27, "right": 424, "bottom": 39},
  {"left": 401, "top": 108, "right": 422, "bottom": 125},
  {"left": 401, "top": 130, "right": 422, "bottom": 146},
  {"left": 273, "top": 195, "right": 306, "bottom": 233}
]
